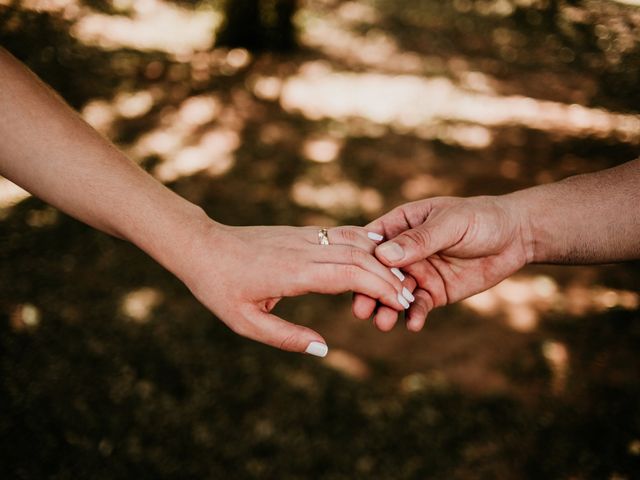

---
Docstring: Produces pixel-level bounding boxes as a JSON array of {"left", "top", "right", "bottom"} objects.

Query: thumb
[
  {"left": 375, "top": 215, "right": 462, "bottom": 267},
  {"left": 236, "top": 307, "right": 329, "bottom": 357}
]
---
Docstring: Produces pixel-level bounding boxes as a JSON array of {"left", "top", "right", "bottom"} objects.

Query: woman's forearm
[
  {"left": 0, "top": 48, "right": 211, "bottom": 280},
  {"left": 507, "top": 159, "right": 640, "bottom": 264},
  {"left": 0, "top": 48, "right": 413, "bottom": 353}
]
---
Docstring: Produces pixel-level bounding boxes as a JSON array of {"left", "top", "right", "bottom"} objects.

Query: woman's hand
[
  {"left": 178, "top": 222, "right": 414, "bottom": 356},
  {"left": 0, "top": 50, "right": 415, "bottom": 357}
]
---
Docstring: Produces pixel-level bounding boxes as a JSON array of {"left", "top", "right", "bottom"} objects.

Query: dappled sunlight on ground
[
  {"left": 541, "top": 340, "right": 569, "bottom": 394},
  {"left": 322, "top": 348, "right": 371, "bottom": 380},
  {"left": 302, "top": 5, "right": 427, "bottom": 74},
  {"left": 9, "top": 303, "right": 41, "bottom": 331},
  {"left": 1, "top": 0, "right": 222, "bottom": 57},
  {"left": 302, "top": 135, "right": 343, "bottom": 163},
  {"left": 120, "top": 287, "right": 163, "bottom": 323},
  {"left": 124, "top": 93, "right": 243, "bottom": 182},
  {"left": 82, "top": 88, "right": 159, "bottom": 135},
  {"left": 400, "top": 173, "right": 459, "bottom": 200},
  {"left": 0, "top": 0, "right": 78, "bottom": 12},
  {"left": 280, "top": 63, "right": 640, "bottom": 146},
  {"left": 71, "top": 0, "right": 221, "bottom": 57},
  {"left": 292, "top": 176, "right": 383, "bottom": 217},
  {"left": 464, "top": 275, "right": 640, "bottom": 332},
  {"left": 153, "top": 128, "right": 239, "bottom": 182}
]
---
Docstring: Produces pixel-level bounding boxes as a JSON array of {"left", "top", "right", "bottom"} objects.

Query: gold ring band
[{"left": 318, "top": 228, "right": 330, "bottom": 246}]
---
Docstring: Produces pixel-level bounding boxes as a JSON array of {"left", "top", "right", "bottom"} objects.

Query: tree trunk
[{"left": 217, "top": 0, "right": 298, "bottom": 52}]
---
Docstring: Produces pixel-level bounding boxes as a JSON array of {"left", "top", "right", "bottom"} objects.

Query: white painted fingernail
[
  {"left": 397, "top": 293, "right": 410, "bottom": 309},
  {"left": 367, "top": 232, "right": 384, "bottom": 241},
  {"left": 402, "top": 287, "right": 415, "bottom": 303},
  {"left": 390, "top": 267, "right": 405, "bottom": 281},
  {"left": 305, "top": 341, "right": 328, "bottom": 357}
]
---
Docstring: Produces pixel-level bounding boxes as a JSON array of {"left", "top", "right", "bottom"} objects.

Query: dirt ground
[{"left": 1, "top": 1, "right": 640, "bottom": 478}]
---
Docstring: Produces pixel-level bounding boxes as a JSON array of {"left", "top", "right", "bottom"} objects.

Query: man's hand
[
  {"left": 352, "top": 196, "right": 533, "bottom": 332},
  {"left": 354, "top": 159, "right": 640, "bottom": 332}
]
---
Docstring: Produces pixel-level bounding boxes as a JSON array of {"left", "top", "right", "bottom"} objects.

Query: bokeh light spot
[{"left": 121, "top": 287, "right": 163, "bottom": 323}]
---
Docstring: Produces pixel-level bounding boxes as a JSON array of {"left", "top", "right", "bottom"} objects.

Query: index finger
[{"left": 366, "top": 201, "right": 434, "bottom": 240}]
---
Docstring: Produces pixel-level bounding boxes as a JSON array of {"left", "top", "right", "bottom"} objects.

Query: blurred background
[{"left": 1, "top": 0, "right": 639, "bottom": 478}]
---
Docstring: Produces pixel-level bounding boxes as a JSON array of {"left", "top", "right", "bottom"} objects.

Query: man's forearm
[
  {"left": 506, "top": 159, "right": 640, "bottom": 264},
  {"left": 0, "top": 48, "right": 212, "bottom": 280}
]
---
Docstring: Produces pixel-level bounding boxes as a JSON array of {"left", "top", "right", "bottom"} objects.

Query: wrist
[
  {"left": 498, "top": 190, "right": 537, "bottom": 265},
  {"left": 132, "top": 198, "right": 226, "bottom": 283}
]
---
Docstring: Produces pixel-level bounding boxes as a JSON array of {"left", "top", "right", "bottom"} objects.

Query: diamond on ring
[{"left": 318, "top": 228, "right": 330, "bottom": 246}]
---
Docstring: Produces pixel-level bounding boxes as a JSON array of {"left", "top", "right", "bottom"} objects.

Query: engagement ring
[{"left": 318, "top": 228, "right": 330, "bottom": 246}]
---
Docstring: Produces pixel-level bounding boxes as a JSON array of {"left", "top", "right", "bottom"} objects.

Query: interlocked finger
[
  {"left": 312, "top": 244, "right": 410, "bottom": 306},
  {"left": 373, "top": 275, "right": 418, "bottom": 332},
  {"left": 303, "top": 263, "right": 409, "bottom": 311},
  {"left": 405, "top": 288, "right": 434, "bottom": 332}
]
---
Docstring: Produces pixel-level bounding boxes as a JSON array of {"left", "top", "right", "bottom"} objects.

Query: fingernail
[
  {"left": 305, "top": 341, "right": 328, "bottom": 358},
  {"left": 402, "top": 287, "right": 415, "bottom": 303},
  {"left": 390, "top": 267, "right": 405, "bottom": 281},
  {"left": 367, "top": 232, "right": 384, "bottom": 242},
  {"left": 397, "top": 293, "right": 410, "bottom": 309},
  {"left": 378, "top": 242, "right": 405, "bottom": 262}
]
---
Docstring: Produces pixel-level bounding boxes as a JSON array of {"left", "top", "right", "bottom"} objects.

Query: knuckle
[
  {"left": 278, "top": 332, "right": 299, "bottom": 352},
  {"left": 412, "top": 301, "right": 428, "bottom": 318},
  {"left": 341, "top": 264, "right": 359, "bottom": 282},
  {"left": 416, "top": 261, "right": 435, "bottom": 281},
  {"left": 416, "top": 290, "right": 435, "bottom": 311},
  {"left": 390, "top": 205, "right": 405, "bottom": 218},
  {"left": 405, "top": 228, "right": 432, "bottom": 250},
  {"left": 404, "top": 275, "right": 418, "bottom": 290},
  {"left": 384, "top": 290, "right": 399, "bottom": 306},
  {"left": 339, "top": 227, "right": 358, "bottom": 244},
  {"left": 349, "top": 247, "right": 367, "bottom": 266}
]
